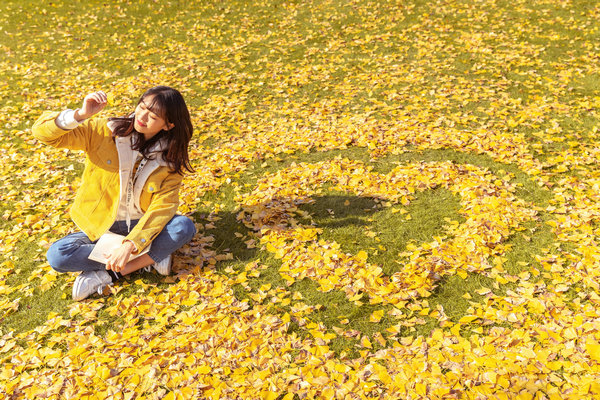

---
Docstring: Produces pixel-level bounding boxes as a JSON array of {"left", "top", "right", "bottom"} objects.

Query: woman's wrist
[
  {"left": 73, "top": 108, "right": 89, "bottom": 122},
  {"left": 122, "top": 240, "right": 136, "bottom": 252}
]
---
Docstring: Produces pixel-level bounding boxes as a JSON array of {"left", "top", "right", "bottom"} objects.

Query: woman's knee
[
  {"left": 46, "top": 234, "right": 90, "bottom": 272},
  {"left": 46, "top": 243, "right": 70, "bottom": 272},
  {"left": 169, "top": 215, "right": 197, "bottom": 242}
]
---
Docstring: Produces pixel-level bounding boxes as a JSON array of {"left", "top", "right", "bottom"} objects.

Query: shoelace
[{"left": 97, "top": 282, "right": 113, "bottom": 295}]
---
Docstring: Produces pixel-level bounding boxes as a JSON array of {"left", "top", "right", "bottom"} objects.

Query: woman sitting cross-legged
[{"left": 32, "top": 86, "right": 197, "bottom": 301}]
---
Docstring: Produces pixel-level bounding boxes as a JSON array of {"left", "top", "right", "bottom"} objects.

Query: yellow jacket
[{"left": 32, "top": 111, "right": 183, "bottom": 253}]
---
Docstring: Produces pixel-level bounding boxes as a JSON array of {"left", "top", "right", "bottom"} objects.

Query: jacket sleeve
[
  {"left": 32, "top": 111, "right": 103, "bottom": 152},
  {"left": 125, "top": 172, "right": 184, "bottom": 253}
]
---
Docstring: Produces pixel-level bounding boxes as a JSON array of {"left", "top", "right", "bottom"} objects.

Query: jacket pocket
[{"left": 139, "top": 182, "right": 159, "bottom": 212}]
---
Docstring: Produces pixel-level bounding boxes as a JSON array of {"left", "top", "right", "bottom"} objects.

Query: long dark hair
[{"left": 109, "top": 86, "right": 194, "bottom": 175}]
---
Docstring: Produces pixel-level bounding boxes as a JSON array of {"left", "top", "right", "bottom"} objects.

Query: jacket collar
[
  {"left": 115, "top": 136, "right": 170, "bottom": 167},
  {"left": 108, "top": 120, "right": 170, "bottom": 167}
]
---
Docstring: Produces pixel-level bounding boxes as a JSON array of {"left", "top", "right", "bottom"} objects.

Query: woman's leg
[
  {"left": 120, "top": 215, "right": 196, "bottom": 275},
  {"left": 47, "top": 216, "right": 195, "bottom": 275},
  {"left": 119, "top": 254, "right": 155, "bottom": 275},
  {"left": 47, "top": 231, "right": 106, "bottom": 273}
]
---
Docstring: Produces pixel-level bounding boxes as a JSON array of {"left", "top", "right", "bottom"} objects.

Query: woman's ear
[{"left": 166, "top": 123, "right": 175, "bottom": 131}]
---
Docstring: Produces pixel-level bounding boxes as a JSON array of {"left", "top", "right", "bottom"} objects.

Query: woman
[{"left": 32, "top": 86, "right": 196, "bottom": 301}]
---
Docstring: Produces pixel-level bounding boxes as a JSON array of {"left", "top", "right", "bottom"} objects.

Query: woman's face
[{"left": 134, "top": 95, "right": 174, "bottom": 140}]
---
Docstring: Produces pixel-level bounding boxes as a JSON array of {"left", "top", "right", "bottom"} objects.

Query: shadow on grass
[
  {"left": 196, "top": 190, "right": 467, "bottom": 355},
  {"left": 4, "top": 147, "right": 555, "bottom": 346},
  {"left": 199, "top": 194, "right": 382, "bottom": 273},
  {"left": 300, "top": 189, "right": 463, "bottom": 276}
]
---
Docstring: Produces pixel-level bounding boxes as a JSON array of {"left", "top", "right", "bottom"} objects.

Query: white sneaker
[
  {"left": 72, "top": 270, "right": 112, "bottom": 301},
  {"left": 152, "top": 255, "right": 172, "bottom": 276}
]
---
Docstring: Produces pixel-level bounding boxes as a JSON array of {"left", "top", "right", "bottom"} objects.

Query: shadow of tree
[
  {"left": 300, "top": 189, "right": 462, "bottom": 276},
  {"left": 185, "top": 189, "right": 475, "bottom": 353},
  {"left": 192, "top": 195, "right": 401, "bottom": 356},
  {"left": 193, "top": 194, "right": 381, "bottom": 272},
  {"left": 297, "top": 194, "right": 379, "bottom": 229},
  {"left": 198, "top": 187, "right": 463, "bottom": 281}
]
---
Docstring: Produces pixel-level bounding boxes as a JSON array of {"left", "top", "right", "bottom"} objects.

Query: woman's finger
[
  {"left": 95, "top": 92, "right": 106, "bottom": 103},
  {"left": 92, "top": 93, "right": 104, "bottom": 104},
  {"left": 105, "top": 255, "right": 115, "bottom": 271}
]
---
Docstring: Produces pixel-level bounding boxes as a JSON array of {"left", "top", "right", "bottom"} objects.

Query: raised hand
[{"left": 74, "top": 91, "right": 108, "bottom": 121}]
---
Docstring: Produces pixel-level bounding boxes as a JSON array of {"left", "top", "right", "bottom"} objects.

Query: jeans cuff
[{"left": 147, "top": 250, "right": 159, "bottom": 264}]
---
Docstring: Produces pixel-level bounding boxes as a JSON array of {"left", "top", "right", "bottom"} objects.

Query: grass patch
[
  {"left": 2, "top": 145, "right": 554, "bottom": 344},
  {"left": 0, "top": 0, "right": 586, "bottom": 370},
  {"left": 299, "top": 188, "right": 463, "bottom": 276}
]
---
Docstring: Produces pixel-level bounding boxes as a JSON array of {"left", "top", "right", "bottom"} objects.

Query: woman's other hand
[
  {"left": 105, "top": 241, "right": 136, "bottom": 273},
  {"left": 74, "top": 91, "right": 108, "bottom": 121}
]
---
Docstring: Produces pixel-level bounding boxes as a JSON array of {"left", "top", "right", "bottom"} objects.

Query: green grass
[
  {"left": 1, "top": 139, "right": 557, "bottom": 346},
  {"left": 168, "top": 146, "right": 556, "bottom": 355},
  {"left": 298, "top": 188, "right": 464, "bottom": 276},
  {"left": 0, "top": 0, "right": 592, "bottom": 357}
]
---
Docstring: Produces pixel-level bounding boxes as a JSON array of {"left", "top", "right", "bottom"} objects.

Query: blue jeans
[{"left": 47, "top": 215, "right": 196, "bottom": 273}]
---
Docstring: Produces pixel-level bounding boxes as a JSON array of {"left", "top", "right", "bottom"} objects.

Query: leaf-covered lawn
[{"left": 1, "top": 0, "right": 600, "bottom": 398}]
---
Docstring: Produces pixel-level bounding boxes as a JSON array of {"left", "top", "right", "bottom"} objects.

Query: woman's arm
[
  {"left": 125, "top": 172, "right": 184, "bottom": 253},
  {"left": 32, "top": 91, "right": 108, "bottom": 151}
]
